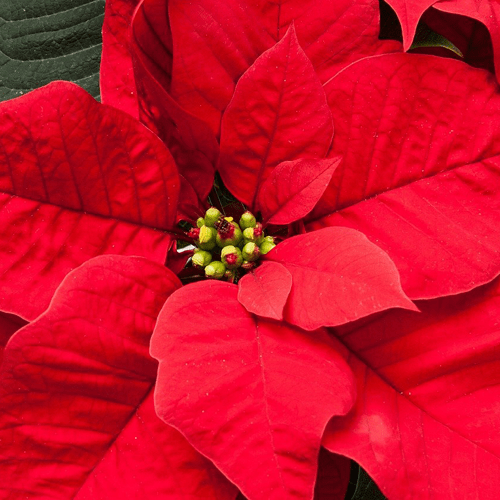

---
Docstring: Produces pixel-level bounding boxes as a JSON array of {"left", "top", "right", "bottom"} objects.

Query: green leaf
[
  {"left": 410, "top": 22, "right": 463, "bottom": 58},
  {"left": 349, "top": 466, "right": 387, "bottom": 500},
  {"left": 0, "top": 0, "right": 105, "bottom": 101}
]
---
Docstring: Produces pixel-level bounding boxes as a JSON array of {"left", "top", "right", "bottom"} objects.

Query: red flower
[{"left": 2, "top": 1, "right": 500, "bottom": 499}]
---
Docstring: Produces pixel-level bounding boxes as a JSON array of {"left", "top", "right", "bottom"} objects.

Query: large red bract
[
  {"left": 151, "top": 280, "right": 356, "bottom": 499},
  {"left": 1, "top": 0, "right": 500, "bottom": 498},
  {"left": 0, "top": 81, "right": 179, "bottom": 320}
]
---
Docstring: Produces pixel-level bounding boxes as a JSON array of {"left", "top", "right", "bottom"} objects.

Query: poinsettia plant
[{"left": 1, "top": 0, "right": 500, "bottom": 499}]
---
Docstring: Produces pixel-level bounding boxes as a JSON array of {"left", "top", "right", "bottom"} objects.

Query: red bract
[
  {"left": 101, "top": 0, "right": 142, "bottom": 118},
  {"left": 218, "top": 25, "right": 334, "bottom": 209},
  {"left": 323, "top": 276, "right": 500, "bottom": 499},
  {"left": 3, "top": 0, "right": 500, "bottom": 498},
  {"left": 0, "top": 81, "right": 179, "bottom": 320},
  {"left": 308, "top": 53, "right": 500, "bottom": 300},
  {"left": 257, "top": 158, "right": 341, "bottom": 225},
  {"left": 0, "top": 255, "right": 236, "bottom": 499},
  {"left": 238, "top": 261, "right": 293, "bottom": 321},
  {"left": 167, "top": 0, "right": 401, "bottom": 137},
  {"left": 151, "top": 281, "right": 356, "bottom": 499},
  {"left": 386, "top": 0, "right": 500, "bottom": 79},
  {"left": 262, "top": 227, "right": 417, "bottom": 331}
]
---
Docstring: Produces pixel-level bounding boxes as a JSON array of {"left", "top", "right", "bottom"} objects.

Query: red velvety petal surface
[
  {"left": 0, "top": 255, "right": 236, "bottom": 499},
  {"left": 386, "top": 0, "right": 500, "bottom": 79},
  {"left": 218, "top": 25, "right": 333, "bottom": 209},
  {"left": 130, "top": 0, "right": 218, "bottom": 206},
  {"left": 257, "top": 158, "right": 341, "bottom": 225},
  {"left": 100, "top": 0, "right": 142, "bottom": 118},
  {"left": 265, "top": 227, "right": 417, "bottom": 331},
  {"left": 0, "top": 81, "right": 179, "bottom": 320},
  {"left": 151, "top": 280, "right": 356, "bottom": 500},
  {"left": 309, "top": 53, "right": 500, "bottom": 300},
  {"left": 168, "top": 0, "right": 400, "bottom": 135},
  {"left": 323, "top": 277, "right": 500, "bottom": 498},
  {"left": 238, "top": 261, "right": 292, "bottom": 321}
]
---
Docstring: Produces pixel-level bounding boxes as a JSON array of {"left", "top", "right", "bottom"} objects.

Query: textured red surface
[
  {"left": 309, "top": 53, "right": 500, "bottom": 299},
  {"left": 218, "top": 25, "right": 333, "bottom": 209},
  {"left": 257, "top": 158, "right": 341, "bottom": 225},
  {"left": 238, "top": 261, "right": 292, "bottom": 320},
  {"left": 151, "top": 281, "right": 355, "bottom": 499},
  {"left": 264, "top": 227, "right": 417, "bottom": 331},
  {"left": 100, "top": 0, "right": 142, "bottom": 118},
  {"left": 0, "top": 256, "right": 236, "bottom": 499},
  {"left": 0, "top": 82, "right": 179, "bottom": 319},
  {"left": 323, "top": 277, "right": 500, "bottom": 498},
  {"left": 168, "top": 0, "right": 400, "bottom": 135}
]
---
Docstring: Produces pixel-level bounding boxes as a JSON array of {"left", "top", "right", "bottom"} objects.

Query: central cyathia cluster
[{"left": 188, "top": 207, "right": 276, "bottom": 282}]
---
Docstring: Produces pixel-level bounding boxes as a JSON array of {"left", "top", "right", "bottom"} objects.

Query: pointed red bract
[
  {"left": 218, "top": 25, "right": 333, "bottom": 209},
  {"left": 323, "top": 277, "right": 500, "bottom": 498},
  {"left": 167, "top": 0, "right": 400, "bottom": 135},
  {"left": 0, "top": 255, "right": 236, "bottom": 499},
  {"left": 0, "top": 82, "right": 179, "bottom": 319},
  {"left": 238, "top": 261, "right": 292, "bottom": 320},
  {"left": 309, "top": 53, "right": 500, "bottom": 299},
  {"left": 264, "top": 227, "right": 417, "bottom": 331},
  {"left": 386, "top": 0, "right": 500, "bottom": 79},
  {"left": 257, "top": 158, "right": 341, "bottom": 225},
  {"left": 151, "top": 281, "right": 356, "bottom": 500}
]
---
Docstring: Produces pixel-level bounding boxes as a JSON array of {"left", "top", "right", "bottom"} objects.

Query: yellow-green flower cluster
[{"left": 191, "top": 207, "right": 276, "bottom": 281}]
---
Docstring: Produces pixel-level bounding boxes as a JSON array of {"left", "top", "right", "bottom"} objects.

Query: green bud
[
  {"left": 204, "top": 207, "right": 222, "bottom": 227},
  {"left": 198, "top": 225, "right": 217, "bottom": 250},
  {"left": 239, "top": 211, "right": 257, "bottom": 230},
  {"left": 216, "top": 222, "right": 243, "bottom": 247},
  {"left": 221, "top": 245, "right": 243, "bottom": 269},
  {"left": 205, "top": 261, "right": 226, "bottom": 279},
  {"left": 242, "top": 224, "right": 264, "bottom": 245},
  {"left": 259, "top": 240, "right": 276, "bottom": 255},
  {"left": 263, "top": 235, "right": 275, "bottom": 244},
  {"left": 192, "top": 250, "right": 212, "bottom": 268},
  {"left": 242, "top": 241, "right": 260, "bottom": 262},
  {"left": 196, "top": 217, "right": 205, "bottom": 228}
]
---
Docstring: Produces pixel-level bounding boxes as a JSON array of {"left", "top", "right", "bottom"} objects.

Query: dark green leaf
[
  {"left": 410, "top": 22, "right": 463, "bottom": 58},
  {"left": 0, "top": 0, "right": 105, "bottom": 101},
  {"left": 349, "top": 465, "right": 387, "bottom": 500}
]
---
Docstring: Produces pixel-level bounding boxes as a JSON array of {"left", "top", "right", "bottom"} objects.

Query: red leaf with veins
[
  {"left": 101, "top": 0, "right": 142, "bottom": 117},
  {"left": 0, "top": 255, "right": 236, "bottom": 499},
  {"left": 265, "top": 227, "right": 417, "bottom": 331},
  {"left": 130, "top": 0, "right": 218, "bottom": 205},
  {"left": 257, "top": 158, "right": 341, "bottom": 225},
  {"left": 386, "top": 0, "right": 500, "bottom": 79},
  {"left": 238, "top": 261, "right": 292, "bottom": 320},
  {"left": 323, "top": 277, "right": 500, "bottom": 498},
  {"left": 218, "top": 24, "right": 333, "bottom": 209},
  {"left": 151, "top": 280, "right": 356, "bottom": 500},
  {"left": 0, "top": 81, "right": 179, "bottom": 320},
  {"left": 308, "top": 53, "right": 500, "bottom": 300},
  {"left": 167, "top": 0, "right": 400, "bottom": 135}
]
